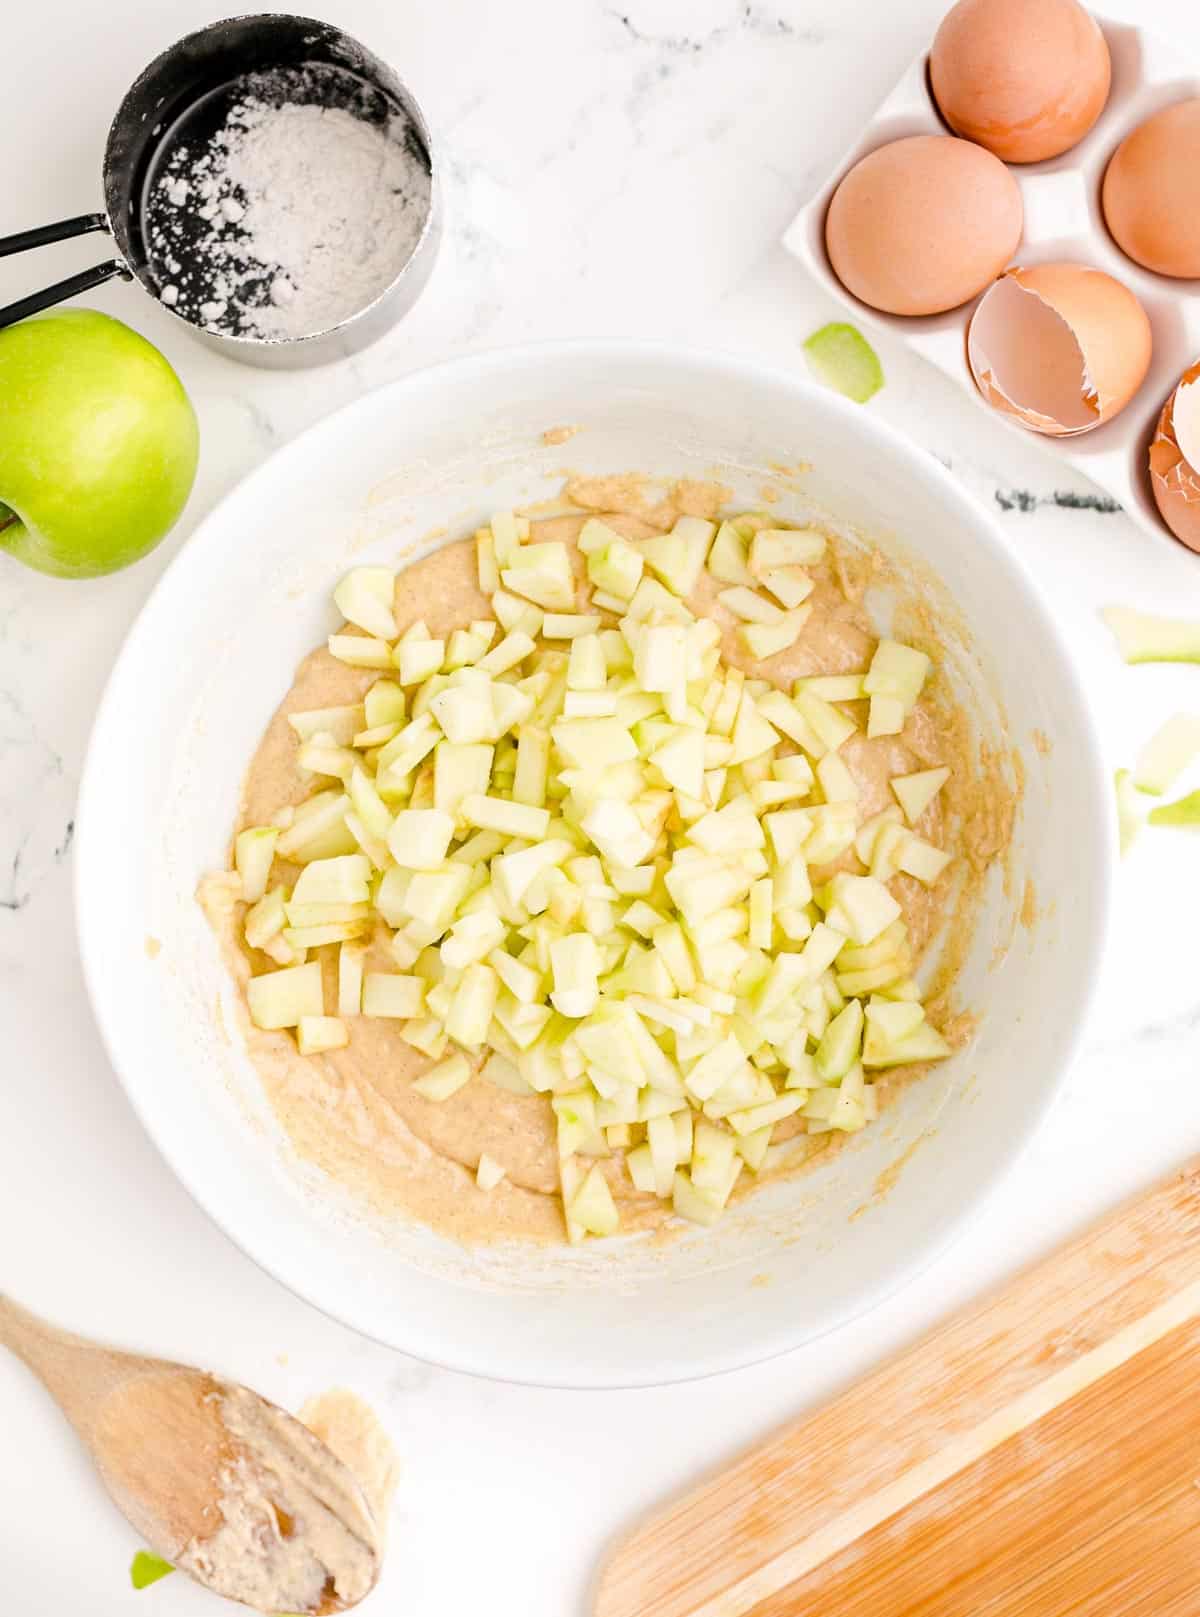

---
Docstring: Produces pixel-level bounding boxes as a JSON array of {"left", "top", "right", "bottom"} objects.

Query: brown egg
[
  {"left": 930, "top": 0, "right": 1111, "bottom": 163},
  {"left": 1150, "top": 362, "right": 1200, "bottom": 552},
  {"left": 824, "top": 135, "right": 1022, "bottom": 317},
  {"left": 1102, "top": 100, "right": 1200, "bottom": 279},
  {"left": 967, "top": 263, "right": 1151, "bottom": 436}
]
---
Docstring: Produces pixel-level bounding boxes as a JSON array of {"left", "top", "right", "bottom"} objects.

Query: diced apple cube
[
  {"left": 296, "top": 1015, "right": 349, "bottom": 1055},
  {"left": 550, "top": 934, "right": 600, "bottom": 1018},
  {"left": 749, "top": 527, "right": 826, "bottom": 572},
  {"left": 867, "top": 695, "right": 905, "bottom": 738},
  {"left": 247, "top": 962, "right": 324, "bottom": 1030},
  {"left": 476, "top": 1152, "right": 507, "bottom": 1191},
  {"left": 759, "top": 567, "right": 814, "bottom": 610},
  {"left": 362, "top": 973, "right": 426, "bottom": 1019},
  {"left": 387, "top": 808, "right": 455, "bottom": 870},
  {"left": 445, "top": 962, "right": 500, "bottom": 1047},
  {"left": 896, "top": 837, "right": 952, "bottom": 884},
  {"left": 567, "top": 1163, "right": 620, "bottom": 1236},
  {"left": 462, "top": 794, "right": 550, "bottom": 839},
  {"left": 328, "top": 634, "right": 394, "bottom": 669},
  {"left": 864, "top": 639, "right": 930, "bottom": 708},
  {"left": 235, "top": 827, "right": 278, "bottom": 903},
  {"left": 891, "top": 766, "right": 950, "bottom": 824},
  {"left": 412, "top": 1052, "right": 473, "bottom": 1100},
  {"left": 395, "top": 638, "right": 445, "bottom": 685},
  {"left": 334, "top": 567, "right": 396, "bottom": 640}
]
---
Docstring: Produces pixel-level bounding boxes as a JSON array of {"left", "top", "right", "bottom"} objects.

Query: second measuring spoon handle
[
  {"left": 0, "top": 212, "right": 108, "bottom": 258},
  {"left": 0, "top": 212, "right": 132, "bottom": 329},
  {"left": 0, "top": 260, "right": 133, "bottom": 330}
]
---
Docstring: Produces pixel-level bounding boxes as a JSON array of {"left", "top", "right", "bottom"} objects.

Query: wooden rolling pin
[{"left": 596, "top": 1158, "right": 1200, "bottom": 1617}]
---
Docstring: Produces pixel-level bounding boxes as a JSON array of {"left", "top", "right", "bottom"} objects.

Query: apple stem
[{"left": 0, "top": 502, "right": 15, "bottom": 534}]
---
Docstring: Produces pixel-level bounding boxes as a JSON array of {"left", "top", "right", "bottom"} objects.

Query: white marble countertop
[{"left": 3, "top": 2, "right": 1200, "bottom": 1612}]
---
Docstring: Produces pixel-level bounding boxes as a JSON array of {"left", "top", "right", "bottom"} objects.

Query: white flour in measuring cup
[{"left": 146, "top": 66, "right": 432, "bottom": 341}]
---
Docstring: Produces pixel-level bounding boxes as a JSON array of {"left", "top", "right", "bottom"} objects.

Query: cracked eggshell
[
  {"left": 1102, "top": 99, "right": 1200, "bottom": 280},
  {"left": 930, "top": 0, "right": 1111, "bottom": 164},
  {"left": 1150, "top": 362, "right": 1200, "bottom": 554},
  {"left": 967, "top": 263, "right": 1152, "bottom": 438},
  {"left": 824, "top": 135, "right": 1023, "bottom": 317}
]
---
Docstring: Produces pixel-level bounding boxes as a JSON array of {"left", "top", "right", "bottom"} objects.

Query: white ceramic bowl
[{"left": 76, "top": 342, "right": 1111, "bottom": 1388}]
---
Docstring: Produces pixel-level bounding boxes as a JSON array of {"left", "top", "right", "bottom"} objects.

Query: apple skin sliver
[
  {"left": 1133, "top": 715, "right": 1200, "bottom": 796},
  {"left": 802, "top": 322, "right": 884, "bottom": 404}
]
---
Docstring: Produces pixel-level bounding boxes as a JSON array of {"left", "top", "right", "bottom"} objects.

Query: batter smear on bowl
[{"left": 201, "top": 476, "right": 1012, "bottom": 1246}]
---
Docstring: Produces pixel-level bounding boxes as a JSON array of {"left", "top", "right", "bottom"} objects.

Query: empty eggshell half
[
  {"left": 967, "top": 263, "right": 1152, "bottom": 437},
  {"left": 1149, "top": 362, "right": 1200, "bottom": 554}
]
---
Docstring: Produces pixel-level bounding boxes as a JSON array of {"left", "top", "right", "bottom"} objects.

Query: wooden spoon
[{"left": 0, "top": 1295, "right": 382, "bottom": 1613}]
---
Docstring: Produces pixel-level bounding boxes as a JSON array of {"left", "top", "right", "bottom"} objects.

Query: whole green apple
[{"left": 0, "top": 308, "right": 199, "bottom": 578}]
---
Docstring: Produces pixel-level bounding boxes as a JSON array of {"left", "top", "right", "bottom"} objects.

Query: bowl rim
[{"left": 74, "top": 337, "right": 1114, "bottom": 1386}]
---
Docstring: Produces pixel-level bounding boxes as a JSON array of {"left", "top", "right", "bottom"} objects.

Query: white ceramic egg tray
[{"left": 782, "top": 14, "right": 1200, "bottom": 551}]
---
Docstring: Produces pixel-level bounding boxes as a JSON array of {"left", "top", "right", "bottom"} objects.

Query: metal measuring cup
[{"left": 0, "top": 14, "right": 441, "bottom": 368}]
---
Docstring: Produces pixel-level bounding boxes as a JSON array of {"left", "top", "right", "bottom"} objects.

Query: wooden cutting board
[{"left": 596, "top": 1158, "right": 1200, "bottom": 1617}]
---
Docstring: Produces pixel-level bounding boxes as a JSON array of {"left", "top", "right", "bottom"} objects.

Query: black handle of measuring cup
[{"left": 0, "top": 212, "right": 132, "bottom": 329}]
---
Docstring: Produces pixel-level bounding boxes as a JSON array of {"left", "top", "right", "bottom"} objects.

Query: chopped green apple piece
[
  {"left": 235, "top": 826, "right": 278, "bottom": 903},
  {"left": 864, "top": 639, "right": 930, "bottom": 708},
  {"left": 288, "top": 704, "right": 366, "bottom": 746},
  {"left": 803, "top": 321, "right": 884, "bottom": 403},
  {"left": 719, "top": 585, "right": 784, "bottom": 624},
  {"left": 1114, "top": 768, "right": 1142, "bottom": 856},
  {"left": 587, "top": 537, "right": 644, "bottom": 602},
  {"left": 707, "top": 520, "right": 755, "bottom": 586},
  {"left": 244, "top": 885, "right": 288, "bottom": 951},
  {"left": 434, "top": 742, "right": 494, "bottom": 821},
  {"left": 896, "top": 837, "right": 952, "bottom": 884},
  {"left": 476, "top": 1152, "right": 507, "bottom": 1191},
  {"left": 823, "top": 873, "right": 901, "bottom": 945},
  {"left": 334, "top": 567, "right": 396, "bottom": 640},
  {"left": 1148, "top": 790, "right": 1200, "bottom": 828},
  {"left": 891, "top": 766, "right": 950, "bottom": 825},
  {"left": 387, "top": 808, "right": 455, "bottom": 870},
  {"left": 445, "top": 962, "right": 500, "bottom": 1046},
  {"left": 501, "top": 541, "right": 576, "bottom": 611},
  {"left": 749, "top": 527, "right": 826, "bottom": 572},
  {"left": 328, "top": 634, "right": 394, "bottom": 669},
  {"left": 337, "top": 941, "right": 366, "bottom": 1016},
  {"left": 862, "top": 1020, "right": 951, "bottom": 1069},
  {"left": 412, "top": 1051, "right": 473, "bottom": 1100},
  {"left": 130, "top": 1551, "right": 175, "bottom": 1590},
  {"left": 640, "top": 519, "right": 714, "bottom": 599},
  {"left": 816, "top": 753, "right": 857, "bottom": 804},
  {"left": 759, "top": 566, "right": 814, "bottom": 610},
  {"left": 568, "top": 1163, "right": 620, "bottom": 1236},
  {"left": 296, "top": 1014, "right": 349, "bottom": 1055},
  {"left": 462, "top": 793, "right": 551, "bottom": 839},
  {"left": 867, "top": 694, "right": 905, "bottom": 738},
  {"left": 512, "top": 727, "right": 551, "bottom": 807},
  {"left": 796, "top": 674, "right": 865, "bottom": 703},
  {"left": 814, "top": 997, "right": 863, "bottom": 1081},
  {"left": 247, "top": 962, "right": 323, "bottom": 1030},
  {"left": 1101, "top": 606, "right": 1200, "bottom": 666},
  {"left": 395, "top": 637, "right": 445, "bottom": 685},
  {"left": 795, "top": 689, "right": 856, "bottom": 753},
  {"left": 1133, "top": 715, "right": 1200, "bottom": 795},
  {"left": 362, "top": 972, "right": 426, "bottom": 1019},
  {"left": 542, "top": 612, "right": 601, "bottom": 639},
  {"left": 729, "top": 695, "right": 782, "bottom": 765},
  {"left": 550, "top": 933, "right": 601, "bottom": 1018},
  {"left": 275, "top": 793, "right": 356, "bottom": 861},
  {"left": 740, "top": 610, "right": 810, "bottom": 660}
]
